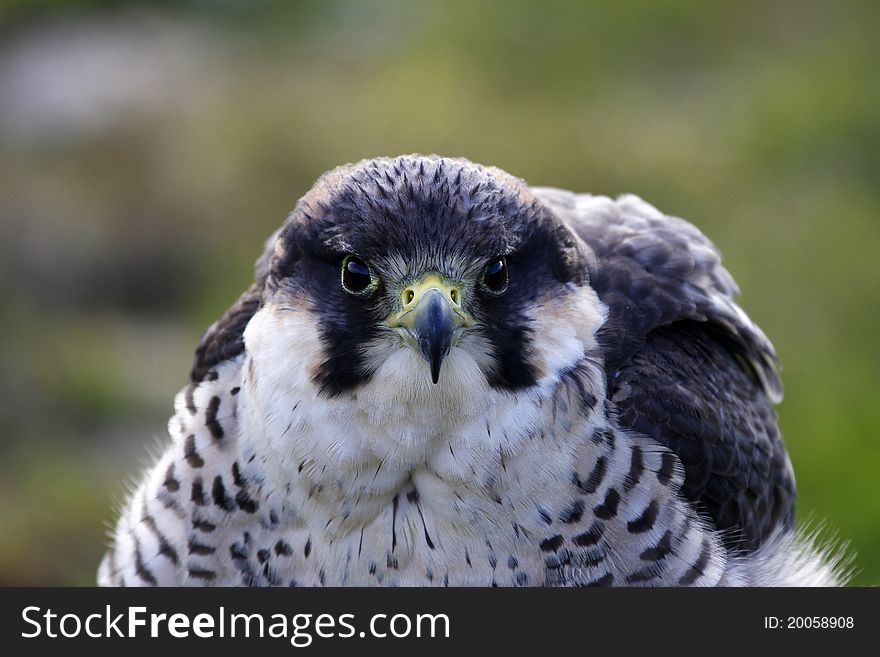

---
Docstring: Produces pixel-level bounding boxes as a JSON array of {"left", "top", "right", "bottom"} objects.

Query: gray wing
[{"left": 535, "top": 188, "right": 795, "bottom": 550}]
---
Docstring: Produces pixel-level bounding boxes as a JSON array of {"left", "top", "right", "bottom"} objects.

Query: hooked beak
[{"left": 388, "top": 274, "right": 471, "bottom": 384}]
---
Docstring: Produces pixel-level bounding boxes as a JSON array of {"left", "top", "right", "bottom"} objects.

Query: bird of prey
[{"left": 99, "top": 154, "right": 844, "bottom": 587}]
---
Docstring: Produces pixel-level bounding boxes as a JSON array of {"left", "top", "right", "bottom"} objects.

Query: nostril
[{"left": 404, "top": 289, "right": 415, "bottom": 304}]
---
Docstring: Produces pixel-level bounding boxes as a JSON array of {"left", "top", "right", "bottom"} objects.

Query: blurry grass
[
  {"left": 0, "top": 0, "right": 877, "bottom": 584},
  {"left": 0, "top": 444, "right": 122, "bottom": 586}
]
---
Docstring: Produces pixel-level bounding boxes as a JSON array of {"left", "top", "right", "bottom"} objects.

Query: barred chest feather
[{"left": 99, "top": 347, "right": 731, "bottom": 587}]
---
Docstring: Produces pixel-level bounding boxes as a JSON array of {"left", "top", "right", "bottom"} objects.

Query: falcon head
[{"left": 242, "top": 156, "right": 606, "bottom": 431}]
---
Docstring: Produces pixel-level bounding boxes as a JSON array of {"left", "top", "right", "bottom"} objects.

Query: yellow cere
[{"left": 388, "top": 273, "right": 472, "bottom": 328}]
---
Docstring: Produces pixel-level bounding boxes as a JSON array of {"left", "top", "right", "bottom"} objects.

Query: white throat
[{"left": 238, "top": 284, "right": 607, "bottom": 528}]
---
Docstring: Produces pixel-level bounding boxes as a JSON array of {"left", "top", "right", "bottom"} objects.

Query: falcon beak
[{"left": 388, "top": 274, "right": 471, "bottom": 384}]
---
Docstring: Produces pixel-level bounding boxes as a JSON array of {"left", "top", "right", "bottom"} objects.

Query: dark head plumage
[{"left": 261, "top": 155, "right": 591, "bottom": 395}]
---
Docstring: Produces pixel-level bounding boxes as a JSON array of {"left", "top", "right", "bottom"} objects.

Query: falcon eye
[
  {"left": 481, "top": 256, "right": 508, "bottom": 295},
  {"left": 341, "top": 256, "right": 376, "bottom": 295}
]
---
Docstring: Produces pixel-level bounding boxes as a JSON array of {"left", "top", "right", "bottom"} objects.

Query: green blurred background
[{"left": 0, "top": 0, "right": 877, "bottom": 585}]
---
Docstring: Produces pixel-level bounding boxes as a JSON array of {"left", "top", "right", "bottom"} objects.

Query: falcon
[{"left": 99, "top": 154, "right": 844, "bottom": 586}]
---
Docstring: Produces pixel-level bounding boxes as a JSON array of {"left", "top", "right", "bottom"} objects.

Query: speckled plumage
[{"left": 99, "top": 155, "right": 846, "bottom": 587}]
